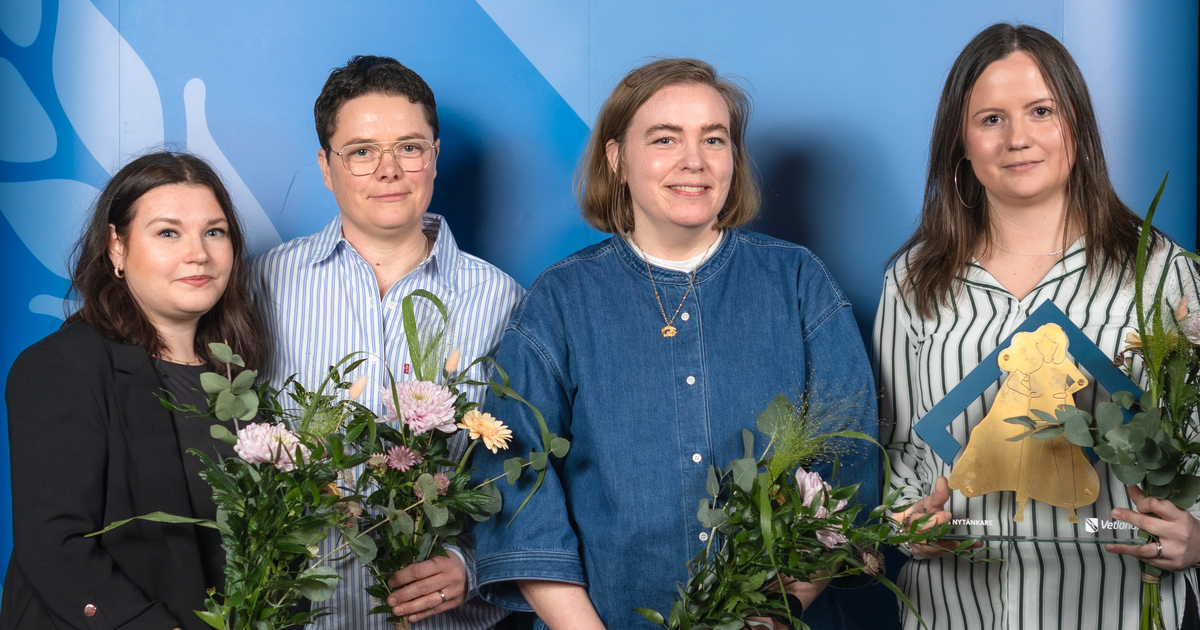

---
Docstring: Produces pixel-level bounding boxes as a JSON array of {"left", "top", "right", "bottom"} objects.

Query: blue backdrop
[{"left": 0, "top": 0, "right": 1195, "bottom": 624}]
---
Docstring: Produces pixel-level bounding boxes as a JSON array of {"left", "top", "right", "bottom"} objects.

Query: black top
[
  {"left": 155, "top": 360, "right": 234, "bottom": 592},
  {"left": 2, "top": 321, "right": 214, "bottom": 630}
]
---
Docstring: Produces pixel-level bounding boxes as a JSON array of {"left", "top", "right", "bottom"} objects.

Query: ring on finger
[
  {"left": 438, "top": 589, "right": 446, "bottom": 604},
  {"left": 1155, "top": 540, "right": 1164, "bottom": 559}
]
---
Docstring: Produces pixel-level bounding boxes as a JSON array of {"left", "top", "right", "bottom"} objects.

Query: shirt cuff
[{"left": 444, "top": 544, "right": 477, "bottom": 600}]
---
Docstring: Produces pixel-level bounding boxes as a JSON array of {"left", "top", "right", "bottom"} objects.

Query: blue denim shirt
[{"left": 473, "top": 230, "right": 879, "bottom": 629}]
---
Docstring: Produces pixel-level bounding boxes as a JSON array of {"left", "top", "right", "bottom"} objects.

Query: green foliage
[{"left": 640, "top": 393, "right": 980, "bottom": 630}]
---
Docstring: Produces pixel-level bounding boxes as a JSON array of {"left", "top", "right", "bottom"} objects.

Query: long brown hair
[
  {"left": 577, "top": 58, "right": 760, "bottom": 234},
  {"left": 66, "top": 151, "right": 266, "bottom": 368},
  {"left": 894, "top": 23, "right": 1147, "bottom": 319}
]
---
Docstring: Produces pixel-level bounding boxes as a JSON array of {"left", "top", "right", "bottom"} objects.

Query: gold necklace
[
  {"left": 630, "top": 235, "right": 701, "bottom": 338},
  {"left": 159, "top": 352, "right": 203, "bottom": 365}
]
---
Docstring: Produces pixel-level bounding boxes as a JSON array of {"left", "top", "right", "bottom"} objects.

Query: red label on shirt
[{"left": 403, "top": 363, "right": 410, "bottom": 374}]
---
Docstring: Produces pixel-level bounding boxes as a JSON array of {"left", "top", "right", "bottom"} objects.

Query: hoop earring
[
  {"left": 114, "top": 266, "right": 125, "bottom": 279},
  {"left": 953, "top": 157, "right": 978, "bottom": 209}
]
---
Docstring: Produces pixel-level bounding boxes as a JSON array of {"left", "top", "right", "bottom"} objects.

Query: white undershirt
[{"left": 624, "top": 230, "right": 725, "bottom": 273}]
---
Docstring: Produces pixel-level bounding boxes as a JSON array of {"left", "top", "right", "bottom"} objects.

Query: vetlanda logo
[
  {"left": 1085, "top": 518, "right": 1137, "bottom": 533},
  {"left": 950, "top": 518, "right": 995, "bottom": 527}
]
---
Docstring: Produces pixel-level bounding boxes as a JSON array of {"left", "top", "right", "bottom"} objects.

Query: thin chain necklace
[
  {"left": 630, "top": 234, "right": 716, "bottom": 338},
  {"left": 991, "top": 238, "right": 1065, "bottom": 257},
  {"left": 158, "top": 352, "right": 204, "bottom": 366}
]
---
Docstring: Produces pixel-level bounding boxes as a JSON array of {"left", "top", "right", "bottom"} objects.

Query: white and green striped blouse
[{"left": 875, "top": 236, "right": 1200, "bottom": 630}]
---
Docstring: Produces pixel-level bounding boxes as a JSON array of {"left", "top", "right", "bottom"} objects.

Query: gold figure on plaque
[{"left": 948, "top": 323, "right": 1100, "bottom": 523}]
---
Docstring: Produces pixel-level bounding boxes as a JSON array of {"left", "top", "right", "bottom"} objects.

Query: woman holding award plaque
[
  {"left": 473, "top": 58, "right": 879, "bottom": 629},
  {"left": 876, "top": 23, "right": 1200, "bottom": 629}
]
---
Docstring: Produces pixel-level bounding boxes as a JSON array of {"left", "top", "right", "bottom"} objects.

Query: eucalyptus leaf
[
  {"left": 706, "top": 466, "right": 720, "bottom": 499},
  {"left": 214, "top": 389, "right": 238, "bottom": 421},
  {"left": 529, "top": 451, "right": 548, "bottom": 472},
  {"left": 549, "top": 437, "right": 571, "bottom": 458},
  {"left": 481, "top": 482, "right": 503, "bottom": 514},
  {"left": 1095, "top": 402, "right": 1124, "bottom": 437},
  {"left": 208, "top": 342, "right": 234, "bottom": 365},
  {"left": 1003, "top": 416, "right": 1037, "bottom": 429},
  {"left": 423, "top": 502, "right": 449, "bottom": 528},
  {"left": 344, "top": 528, "right": 377, "bottom": 564},
  {"left": 1111, "top": 464, "right": 1146, "bottom": 485},
  {"left": 417, "top": 474, "right": 438, "bottom": 502},
  {"left": 295, "top": 566, "right": 340, "bottom": 601},
  {"left": 1031, "top": 408, "right": 1060, "bottom": 425},
  {"left": 1171, "top": 475, "right": 1200, "bottom": 509},
  {"left": 503, "top": 457, "right": 525, "bottom": 485},
  {"left": 389, "top": 508, "right": 414, "bottom": 536},
  {"left": 1093, "top": 443, "right": 1118, "bottom": 463},
  {"left": 210, "top": 423, "right": 237, "bottom": 446},
  {"left": 1030, "top": 425, "right": 1064, "bottom": 439},
  {"left": 1063, "top": 415, "right": 1093, "bottom": 447},
  {"left": 1111, "top": 391, "right": 1135, "bottom": 409},
  {"left": 231, "top": 369, "right": 257, "bottom": 395},
  {"left": 1147, "top": 465, "right": 1177, "bottom": 486},
  {"left": 236, "top": 391, "right": 258, "bottom": 421},
  {"left": 731, "top": 458, "right": 757, "bottom": 492},
  {"left": 742, "top": 428, "right": 755, "bottom": 461},
  {"left": 201, "top": 372, "right": 232, "bottom": 395},
  {"left": 756, "top": 393, "right": 793, "bottom": 438}
]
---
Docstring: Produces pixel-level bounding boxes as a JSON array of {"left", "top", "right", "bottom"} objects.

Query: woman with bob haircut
[
  {"left": 877, "top": 23, "right": 1200, "bottom": 629},
  {"left": 2, "top": 151, "right": 265, "bottom": 630},
  {"left": 472, "top": 58, "right": 879, "bottom": 629}
]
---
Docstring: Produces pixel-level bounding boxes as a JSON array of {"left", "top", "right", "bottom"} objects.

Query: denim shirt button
[
  {"left": 686, "top": 375, "right": 696, "bottom": 385},
  {"left": 699, "top": 532, "right": 709, "bottom": 542},
  {"left": 681, "top": 312, "right": 690, "bottom": 321},
  {"left": 692, "top": 453, "right": 702, "bottom": 463}
]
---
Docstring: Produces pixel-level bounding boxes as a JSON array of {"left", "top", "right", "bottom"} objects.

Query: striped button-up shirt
[
  {"left": 875, "top": 237, "right": 1200, "bottom": 630},
  {"left": 251, "top": 213, "right": 524, "bottom": 630}
]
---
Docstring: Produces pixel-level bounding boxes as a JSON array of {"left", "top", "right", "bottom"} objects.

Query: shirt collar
[
  {"left": 612, "top": 228, "right": 737, "bottom": 285},
  {"left": 306, "top": 213, "right": 461, "bottom": 292}
]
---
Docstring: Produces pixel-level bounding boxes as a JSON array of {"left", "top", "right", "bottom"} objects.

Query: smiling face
[
  {"left": 607, "top": 83, "right": 734, "bottom": 241},
  {"left": 107, "top": 183, "right": 233, "bottom": 330},
  {"left": 963, "top": 50, "right": 1075, "bottom": 210},
  {"left": 318, "top": 92, "right": 439, "bottom": 242}
]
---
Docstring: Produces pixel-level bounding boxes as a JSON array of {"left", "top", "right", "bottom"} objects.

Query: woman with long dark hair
[
  {"left": 877, "top": 23, "right": 1200, "bottom": 628},
  {"left": 2, "top": 152, "right": 265, "bottom": 629}
]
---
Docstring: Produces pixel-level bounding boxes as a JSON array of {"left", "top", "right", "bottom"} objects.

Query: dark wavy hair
[
  {"left": 314, "top": 54, "right": 438, "bottom": 152},
  {"left": 577, "top": 57, "right": 761, "bottom": 234},
  {"left": 66, "top": 151, "right": 265, "bottom": 369},
  {"left": 893, "top": 23, "right": 1149, "bottom": 319}
]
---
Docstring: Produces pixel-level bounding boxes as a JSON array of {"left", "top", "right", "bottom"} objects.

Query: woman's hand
[
  {"left": 1105, "top": 485, "right": 1200, "bottom": 571},
  {"left": 891, "top": 476, "right": 979, "bottom": 559},
  {"left": 386, "top": 554, "right": 467, "bottom": 622},
  {"left": 746, "top": 572, "right": 830, "bottom": 629}
]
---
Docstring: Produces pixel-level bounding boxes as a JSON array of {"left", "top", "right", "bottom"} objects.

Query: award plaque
[{"left": 915, "top": 302, "right": 1147, "bottom": 544}]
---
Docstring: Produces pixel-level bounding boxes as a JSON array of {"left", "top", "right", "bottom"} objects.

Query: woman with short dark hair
[
  {"left": 2, "top": 151, "right": 264, "bottom": 630},
  {"left": 877, "top": 23, "right": 1200, "bottom": 629},
  {"left": 473, "top": 58, "right": 879, "bottom": 629}
]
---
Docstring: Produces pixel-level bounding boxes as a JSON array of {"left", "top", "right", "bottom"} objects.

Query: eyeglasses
[{"left": 331, "top": 139, "right": 437, "bottom": 175}]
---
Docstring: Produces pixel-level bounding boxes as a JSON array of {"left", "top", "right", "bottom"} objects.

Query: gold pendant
[{"left": 661, "top": 325, "right": 677, "bottom": 338}]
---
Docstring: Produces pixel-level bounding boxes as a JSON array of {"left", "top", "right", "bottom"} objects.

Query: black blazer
[{"left": 2, "top": 321, "right": 212, "bottom": 630}]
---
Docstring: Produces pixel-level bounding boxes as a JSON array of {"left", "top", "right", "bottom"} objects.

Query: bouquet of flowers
[
  {"left": 92, "top": 343, "right": 368, "bottom": 630},
  {"left": 341, "top": 290, "right": 568, "bottom": 629},
  {"left": 1007, "top": 174, "right": 1200, "bottom": 630},
  {"left": 636, "top": 393, "right": 976, "bottom": 630}
]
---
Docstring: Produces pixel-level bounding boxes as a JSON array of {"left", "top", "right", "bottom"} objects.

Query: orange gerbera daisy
[{"left": 457, "top": 410, "right": 513, "bottom": 453}]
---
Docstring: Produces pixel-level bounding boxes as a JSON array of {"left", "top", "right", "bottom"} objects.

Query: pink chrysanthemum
[
  {"left": 378, "top": 381, "right": 458, "bottom": 435},
  {"left": 414, "top": 472, "right": 451, "bottom": 499},
  {"left": 386, "top": 445, "right": 424, "bottom": 472},
  {"left": 234, "top": 423, "right": 310, "bottom": 472}
]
